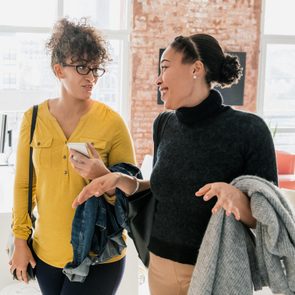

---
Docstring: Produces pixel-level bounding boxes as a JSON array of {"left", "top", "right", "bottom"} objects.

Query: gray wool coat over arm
[{"left": 188, "top": 175, "right": 295, "bottom": 295}]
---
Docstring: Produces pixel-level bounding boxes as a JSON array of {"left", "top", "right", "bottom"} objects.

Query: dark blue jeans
[{"left": 34, "top": 254, "right": 125, "bottom": 295}]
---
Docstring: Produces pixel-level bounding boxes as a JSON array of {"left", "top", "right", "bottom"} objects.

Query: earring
[{"left": 193, "top": 75, "right": 197, "bottom": 79}]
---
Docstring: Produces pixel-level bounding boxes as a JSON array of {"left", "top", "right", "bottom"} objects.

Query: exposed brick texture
[{"left": 130, "top": 0, "right": 262, "bottom": 164}]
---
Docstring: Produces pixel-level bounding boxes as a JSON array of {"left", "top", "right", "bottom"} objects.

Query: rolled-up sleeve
[{"left": 12, "top": 108, "right": 36, "bottom": 240}]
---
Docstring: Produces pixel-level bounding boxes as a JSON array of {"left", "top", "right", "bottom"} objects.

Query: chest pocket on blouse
[
  {"left": 80, "top": 138, "right": 107, "bottom": 165},
  {"left": 31, "top": 136, "right": 53, "bottom": 168}
]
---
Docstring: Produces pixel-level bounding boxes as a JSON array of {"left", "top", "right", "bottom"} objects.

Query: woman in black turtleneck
[{"left": 72, "top": 34, "right": 278, "bottom": 295}]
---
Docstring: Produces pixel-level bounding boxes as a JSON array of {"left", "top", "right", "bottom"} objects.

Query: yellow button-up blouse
[{"left": 12, "top": 100, "right": 136, "bottom": 268}]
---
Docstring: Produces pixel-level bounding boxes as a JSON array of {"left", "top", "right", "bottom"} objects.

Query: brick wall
[{"left": 130, "top": 0, "right": 262, "bottom": 164}]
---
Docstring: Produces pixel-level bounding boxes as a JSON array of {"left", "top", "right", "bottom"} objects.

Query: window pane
[
  {"left": 0, "top": 33, "right": 58, "bottom": 111},
  {"left": 0, "top": 35, "right": 123, "bottom": 112},
  {"left": 264, "top": 0, "right": 295, "bottom": 35},
  {"left": 64, "top": 0, "right": 127, "bottom": 30},
  {"left": 0, "top": 0, "right": 57, "bottom": 27},
  {"left": 93, "top": 40, "right": 123, "bottom": 112},
  {"left": 263, "top": 44, "right": 295, "bottom": 129},
  {"left": 273, "top": 132, "right": 295, "bottom": 154}
]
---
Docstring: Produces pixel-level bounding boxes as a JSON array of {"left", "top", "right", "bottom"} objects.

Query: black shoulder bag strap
[
  {"left": 153, "top": 111, "right": 173, "bottom": 166},
  {"left": 28, "top": 105, "right": 38, "bottom": 223}
]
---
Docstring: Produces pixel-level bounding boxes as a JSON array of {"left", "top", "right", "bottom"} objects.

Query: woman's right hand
[
  {"left": 72, "top": 173, "right": 150, "bottom": 208},
  {"left": 69, "top": 143, "right": 110, "bottom": 180},
  {"left": 72, "top": 172, "right": 122, "bottom": 208},
  {"left": 9, "top": 238, "right": 36, "bottom": 283}
]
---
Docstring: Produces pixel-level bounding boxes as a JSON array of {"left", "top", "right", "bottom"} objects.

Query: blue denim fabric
[{"left": 63, "top": 163, "right": 142, "bottom": 282}]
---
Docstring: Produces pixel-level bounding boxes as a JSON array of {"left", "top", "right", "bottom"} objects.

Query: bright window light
[
  {"left": 264, "top": 0, "right": 295, "bottom": 35},
  {"left": 261, "top": 0, "right": 295, "bottom": 152},
  {"left": 0, "top": 0, "right": 57, "bottom": 27}
]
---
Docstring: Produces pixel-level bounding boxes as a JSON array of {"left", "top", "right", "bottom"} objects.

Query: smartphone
[{"left": 67, "top": 142, "right": 90, "bottom": 157}]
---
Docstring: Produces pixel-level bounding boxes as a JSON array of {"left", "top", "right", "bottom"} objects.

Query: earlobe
[{"left": 192, "top": 67, "right": 198, "bottom": 80}]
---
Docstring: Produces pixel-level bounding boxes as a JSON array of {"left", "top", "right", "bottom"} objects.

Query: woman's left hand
[
  {"left": 195, "top": 182, "right": 247, "bottom": 221},
  {"left": 69, "top": 143, "right": 109, "bottom": 180}
]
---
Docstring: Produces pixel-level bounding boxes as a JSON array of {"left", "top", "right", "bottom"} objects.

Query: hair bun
[{"left": 219, "top": 54, "right": 243, "bottom": 88}]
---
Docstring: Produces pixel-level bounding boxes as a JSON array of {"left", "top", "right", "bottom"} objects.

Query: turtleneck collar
[{"left": 175, "top": 89, "right": 226, "bottom": 125}]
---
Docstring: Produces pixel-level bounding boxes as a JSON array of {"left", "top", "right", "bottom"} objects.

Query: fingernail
[{"left": 203, "top": 195, "right": 208, "bottom": 201}]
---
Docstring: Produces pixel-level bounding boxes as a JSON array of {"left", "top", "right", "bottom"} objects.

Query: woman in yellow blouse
[{"left": 9, "top": 18, "right": 135, "bottom": 295}]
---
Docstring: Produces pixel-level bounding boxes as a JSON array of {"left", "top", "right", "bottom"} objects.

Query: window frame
[{"left": 257, "top": 0, "right": 295, "bottom": 140}]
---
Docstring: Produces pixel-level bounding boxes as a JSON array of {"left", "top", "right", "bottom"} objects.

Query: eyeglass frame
[{"left": 62, "top": 63, "right": 106, "bottom": 77}]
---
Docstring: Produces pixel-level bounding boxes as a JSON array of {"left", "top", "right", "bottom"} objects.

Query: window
[
  {"left": 0, "top": 1, "right": 131, "bottom": 214},
  {"left": 0, "top": 0, "right": 130, "bottom": 116},
  {"left": 258, "top": 0, "right": 295, "bottom": 153}
]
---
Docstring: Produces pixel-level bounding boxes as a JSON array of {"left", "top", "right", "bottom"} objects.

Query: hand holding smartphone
[{"left": 67, "top": 142, "right": 90, "bottom": 158}]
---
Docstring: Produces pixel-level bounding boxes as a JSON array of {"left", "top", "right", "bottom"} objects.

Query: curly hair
[{"left": 46, "top": 17, "right": 111, "bottom": 73}]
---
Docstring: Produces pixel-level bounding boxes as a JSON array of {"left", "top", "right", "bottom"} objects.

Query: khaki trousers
[{"left": 148, "top": 252, "right": 194, "bottom": 295}]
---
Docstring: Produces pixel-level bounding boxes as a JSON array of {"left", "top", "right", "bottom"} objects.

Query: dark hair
[
  {"left": 170, "top": 34, "right": 243, "bottom": 88},
  {"left": 46, "top": 17, "right": 111, "bottom": 73}
]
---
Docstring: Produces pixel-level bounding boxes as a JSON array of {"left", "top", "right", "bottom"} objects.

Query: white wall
[
  {"left": 0, "top": 213, "right": 15, "bottom": 290},
  {"left": 118, "top": 239, "right": 139, "bottom": 295}
]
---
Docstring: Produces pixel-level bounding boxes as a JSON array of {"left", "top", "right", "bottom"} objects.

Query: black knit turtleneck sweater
[{"left": 149, "top": 89, "right": 278, "bottom": 265}]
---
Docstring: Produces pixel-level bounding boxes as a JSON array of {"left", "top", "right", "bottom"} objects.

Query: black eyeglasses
[{"left": 62, "top": 64, "right": 105, "bottom": 77}]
